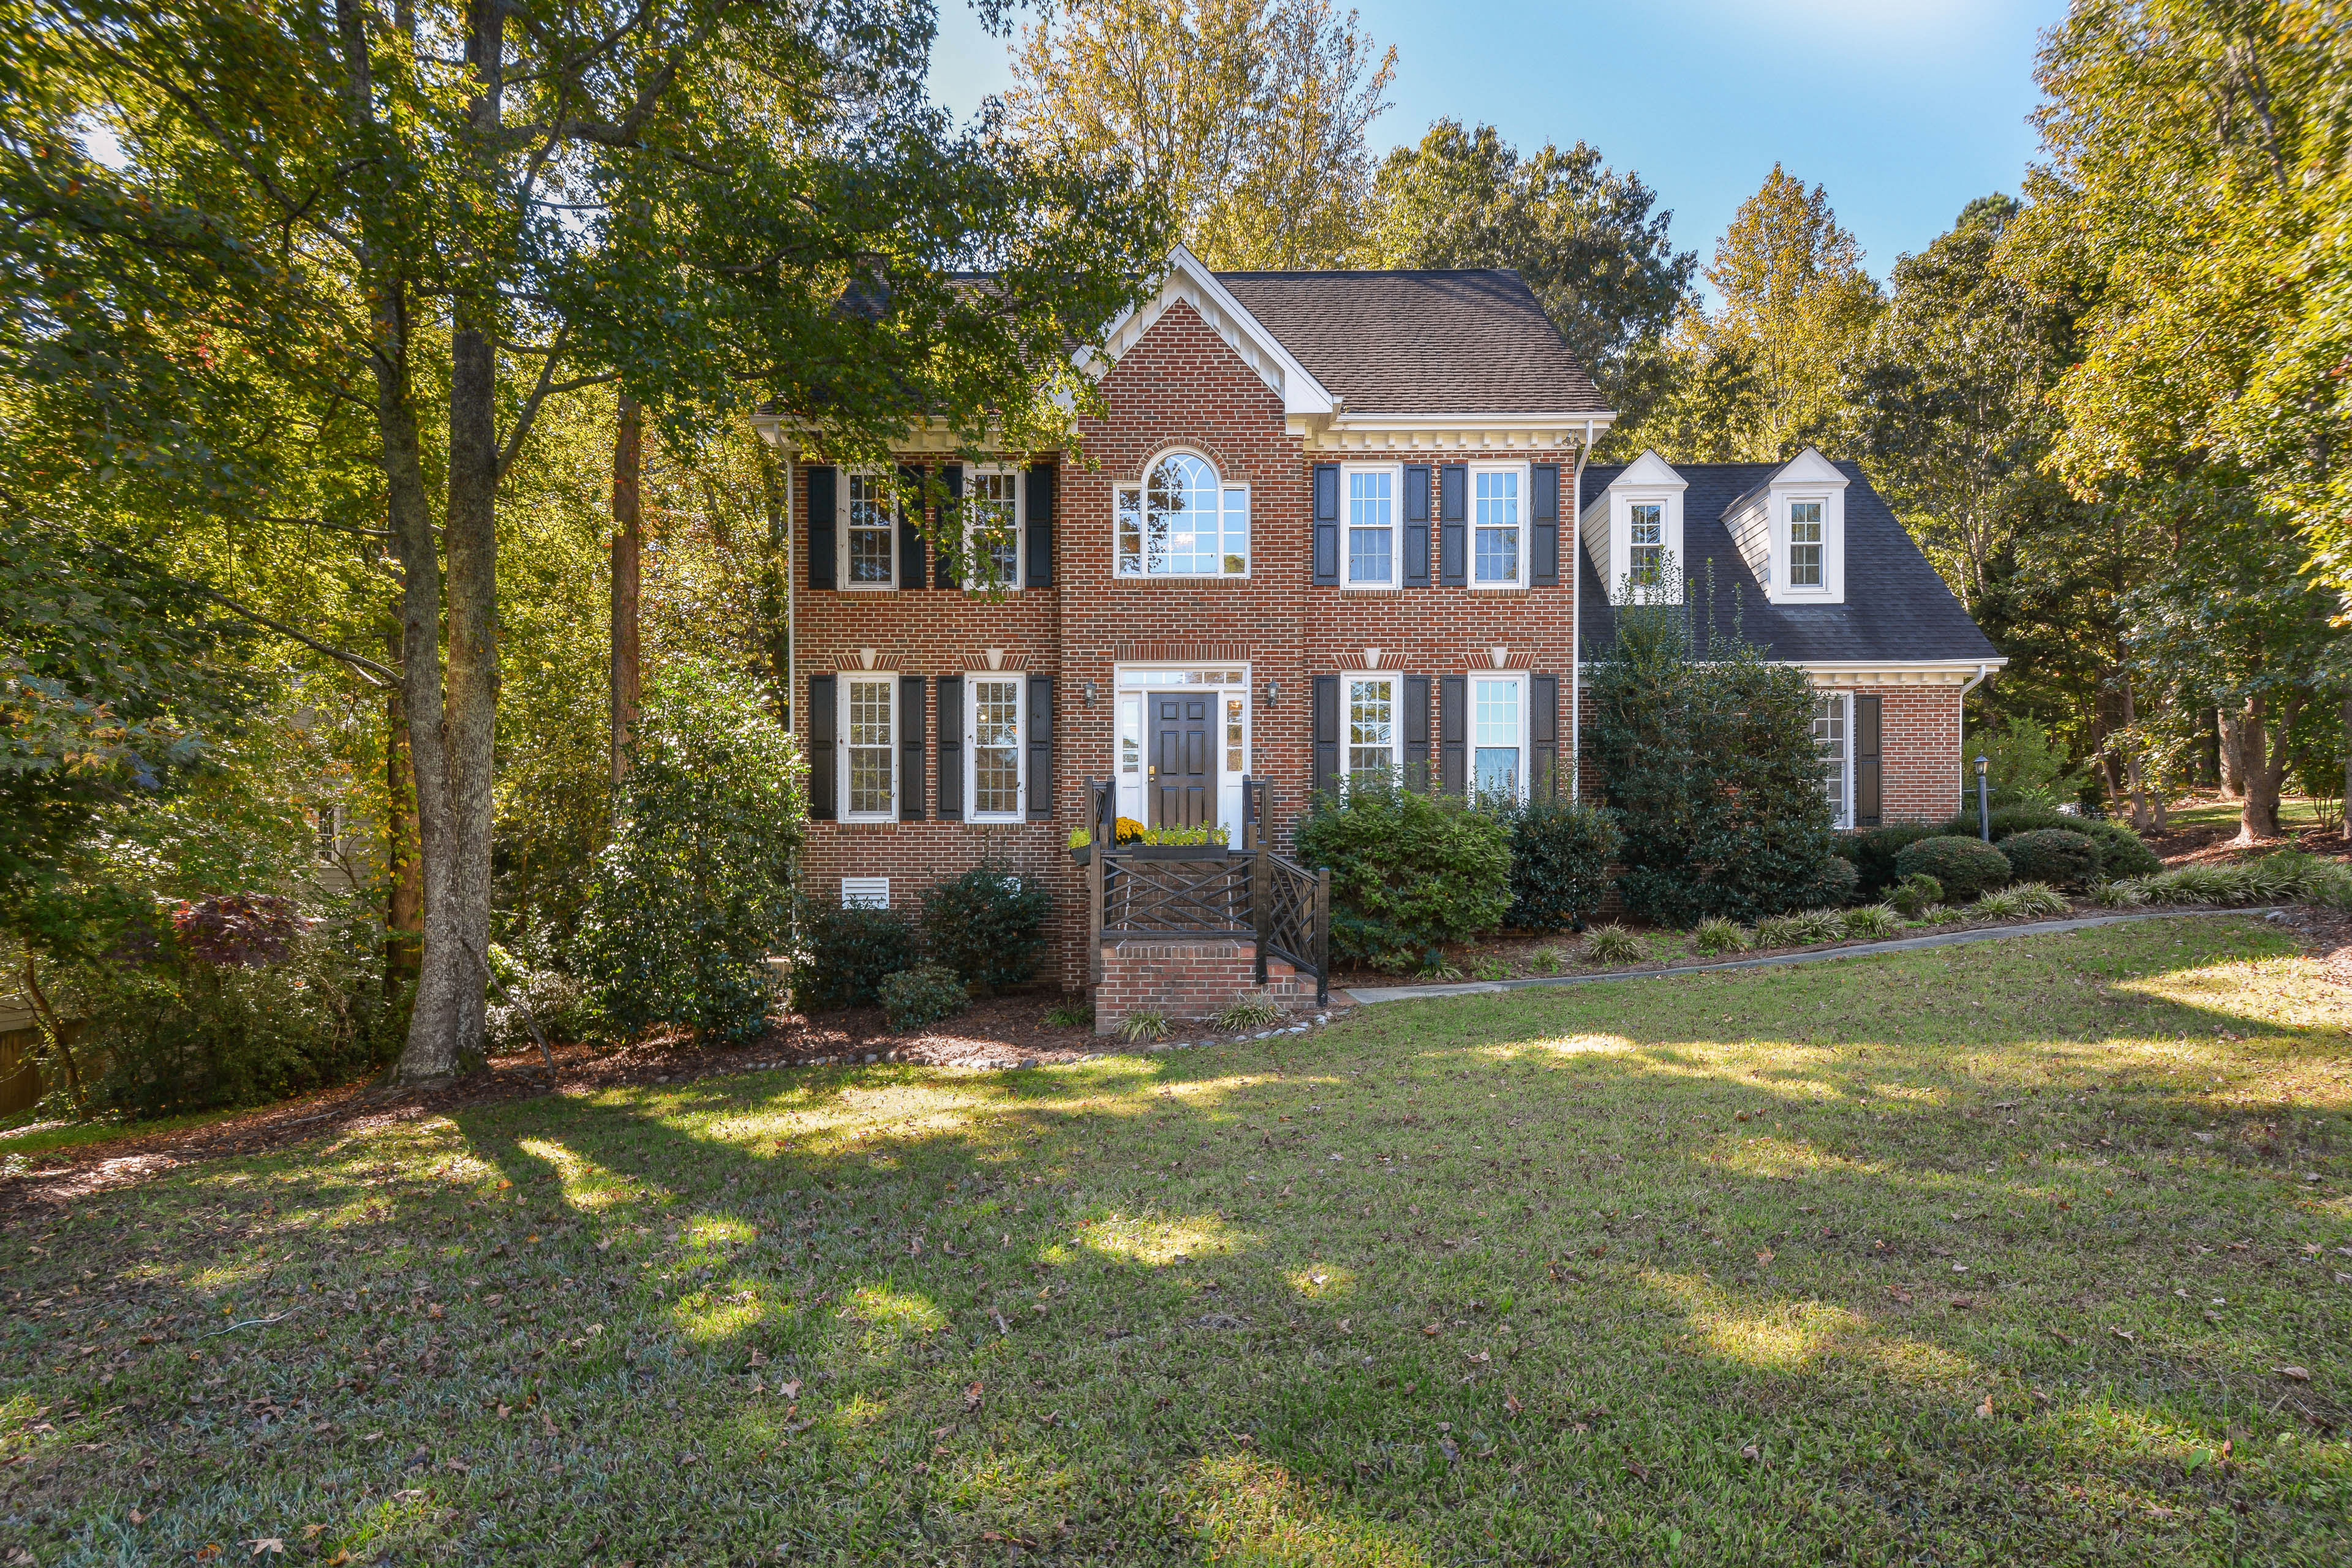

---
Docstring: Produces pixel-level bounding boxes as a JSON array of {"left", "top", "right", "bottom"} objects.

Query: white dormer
[
  {"left": 1725, "top": 447, "right": 1849, "bottom": 604},
  {"left": 1578, "top": 449, "right": 1687, "bottom": 603}
]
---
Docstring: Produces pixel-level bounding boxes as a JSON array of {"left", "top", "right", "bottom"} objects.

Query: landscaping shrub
[
  {"left": 1998, "top": 828, "right": 2100, "bottom": 889},
  {"left": 1490, "top": 798, "right": 1621, "bottom": 932},
  {"left": 1801, "top": 853, "right": 1860, "bottom": 909},
  {"left": 1582, "top": 924, "right": 1643, "bottom": 964},
  {"left": 1588, "top": 603, "right": 1847, "bottom": 925},
  {"left": 1888, "top": 874, "right": 1944, "bottom": 918},
  {"left": 2116, "top": 850, "right": 2352, "bottom": 909},
  {"left": 1215, "top": 993, "right": 1287, "bottom": 1031},
  {"left": 1841, "top": 904, "right": 1898, "bottom": 940},
  {"left": 1691, "top": 916, "right": 1747, "bottom": 955},
  {"left": 791, "top": 904, "right": 918, "bottom": 1011},
  {"left": 1296, "top": 778, "right": 1511, "bottom": 965},
  {"left": 577, "top": 663, "right": 802, "bottom": 1044},
  {"left": 1942, "top": 805, "right": 2160, "bottom": 879},
  {"left": 486, "top": 938, "right": 603, "bottom": 1053},
  {"left": 878, "top": 963, "right": 968, "bottom": 1032},
  {"left": 1892, "top": 836, "right": 2012, "bottom": 903},
  {"left": 1754, "top": 908, "right": 1843, "bottom": 948},
  {"left": 921, "top": 866, "right": 1050, "bottom": 995},
  {"left": 1839, "top": 824, "right": 1947, "bottom": 897}
]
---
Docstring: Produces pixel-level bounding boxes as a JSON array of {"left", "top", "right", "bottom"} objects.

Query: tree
[
  {"left": 21, "top": 0, "right": 1164, "bottom": 1085},
  {"left": 1005, "top": 0, "right": 1394, "bottom": 268},
  {"left": 1641, "top": 165, "right": 1880, "bottom": 461},
  {"left": 1368, "top": 121, "right": 1697, "bottom": 434}
]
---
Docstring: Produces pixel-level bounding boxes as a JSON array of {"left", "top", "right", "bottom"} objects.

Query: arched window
[{"left": 1115, "top": 451, "right": 1250, "bottom": 577}]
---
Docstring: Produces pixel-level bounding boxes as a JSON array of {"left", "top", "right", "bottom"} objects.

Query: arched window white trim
[{"left": 1114, "top": 448, "right": 1251, "bottom": 578}]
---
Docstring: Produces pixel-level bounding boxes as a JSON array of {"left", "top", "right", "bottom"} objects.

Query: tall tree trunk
[
  {"left": 610, "top": 393, "right": 643, "bottom": 786},
  {"left": 2117, "top": 678, "right": 2152, "bottom": 831},
  {"left": 2234, "top": 693, "right": 2297, "bottom": 844},
  {"left": 2217, "top": 707, "right": 2245, "bottom": 799},
  {"left": 385, "top": 622, "right": 422, "bottom": 999},
  {"left": 2342, "top": 696, "right": 2351, "bottom": 845}
]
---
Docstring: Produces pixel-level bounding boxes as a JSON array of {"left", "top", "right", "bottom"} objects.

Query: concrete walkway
[{"left": 1342, "top": 907, "right": 2285, "bottom": 1004}]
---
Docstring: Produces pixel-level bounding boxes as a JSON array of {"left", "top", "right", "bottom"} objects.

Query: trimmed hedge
[
  {"left": 878, "top": 963, "right": 969, "bottom": 1032},
  {"left": 1296, "top": 779, "right": 1512, "bottom": 965},
  {"left": 921, "top": 866, "right": 1051, "bottom": 995},
  {"left": 1494, "top": 798, "right": 1622, "bottom": 932},
  {"left": 1998, "top": 828, "right": 2099, "bottom": 889},
  {"left": 1892, "top": 836, "right": 2013, "bottom": 902},
  {"left": 1836, "top": 824, "right": 1947, "bottom": 897},
  {"left": 1943, "top": 805, "right": 2160, "bottom": 879},
  {"left": 792, "top": 904, "right": 918, "bottom": 1011}
]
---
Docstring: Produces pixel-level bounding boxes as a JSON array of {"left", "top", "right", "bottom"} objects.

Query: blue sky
[{"left": 927, "top": 0, "right": 2070, "bottom": 292}]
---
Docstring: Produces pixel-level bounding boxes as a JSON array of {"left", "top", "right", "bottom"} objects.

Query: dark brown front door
[{"left": 1149, "top": 694, "right": 1214, "bottom": 829}]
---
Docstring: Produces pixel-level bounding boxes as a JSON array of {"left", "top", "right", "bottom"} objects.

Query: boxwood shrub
[
  {"left": 1296, "top": 778, "right": 1511, "bottom": 965},
  {"left": 1892, "top": 836, "right": 2013, "bottom": 903},
  {"left": 1943, "top": 805, "right": 2160, "bottom": 878},
  {"left": 878, "top": 962, "right": 970, "bottom": 1032},
  {"left": 1491, "top": 798, "right": 1622, "bottom": 932},
  {"left": 1838, "top": 824, "right": 1948, "bottom": 897},
  {"left": 1998, "top": 828, "right": 2100, "bottom": 889}
]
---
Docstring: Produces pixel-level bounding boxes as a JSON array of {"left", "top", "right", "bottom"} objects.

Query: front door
[{"left": 1148, "top": 693, "right": 1214, "bottom": 829}]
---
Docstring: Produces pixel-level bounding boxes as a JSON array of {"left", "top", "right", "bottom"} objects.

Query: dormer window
[
  {"left": 1789, "top": 501, "right": 1823, "bottom": 587},
  {"left": 1724, "top": 447, "right": 1848, "bottom": 603},
  {"left": 1579, "top": 450, "right": 1686, "bottom": 603},
  {"left": 1629, "top": 503, "right": 1664, "bottom": 586},
  {"left": 1116, "top": 451, "right": 1250, "bottom": 578}
]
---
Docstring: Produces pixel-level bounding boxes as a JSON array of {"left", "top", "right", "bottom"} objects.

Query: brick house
[{"left": 753, "top": 246, "right": 2003, "bottom": 1004}]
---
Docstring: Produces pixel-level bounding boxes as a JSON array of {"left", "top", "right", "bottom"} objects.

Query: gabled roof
[
  {"left": 1085, "top": 245, "right": 1338, "bottom": 418},
  {"left": 1577, "top": 459, "right": 2000, "bottom": 665},
  {"left": 1216, "top": 268, "right": 1610, "bottom": 416}
]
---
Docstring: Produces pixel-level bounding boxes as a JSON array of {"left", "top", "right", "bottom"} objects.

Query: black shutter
[
  {"left": 1531, "top": 673, "right": 1559, "bottom": 797},
  {"left": 1855, "top": 695, "right": 1882, "bottom": 828},
  {"left": 1312, "top": 462, "right": 1340, "bottom": 585},
  {"left": 899, "top": 674, "right": 925, "bottom": 820},
  {"left": 1438, "top": 674, "right": 1466, "bottom": 796},
  {"left": 1403, "top": 465, "right": 1431, "bottom": 587},
  {"left": 1313, "top": 674, "right": 1340, "bottom": 803},
  {"left": 1439, "top": 466, "right": 1468, "bottom": 586},
  {"left": 809, "top": 673, "right": 837, "bottom": 820},
  {"left": 807, "top": 466, "right": 837, "bottom": 590},
  {"left": 1531, "top": 464, "right": 1560, "bottom": 587},
  {"left": 936, "top": 466, "right": 963, "bottom": 589},
  {"left": 897, "top": 464, "right": 925, "bottom": 590},
  {"left": 1025, "top": 676, "right": 1054, "bottom": 820},
  {"left": 1026, "top": 462, "right": 1055, "bottom": 587},
  {"left": 937, "top": 674, "right": 963, "bottom": 821},
  {"left": 1403, "top": 674, "right": 1431, "bottom": 790}
]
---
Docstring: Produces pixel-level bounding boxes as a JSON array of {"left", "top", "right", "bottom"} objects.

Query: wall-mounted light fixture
[
  {"left": 1264, "top": 679, "right": 1281, "bottom": 709},
  {"left": 1082, "top": 680, "right": 1098, "bottom": 707}
]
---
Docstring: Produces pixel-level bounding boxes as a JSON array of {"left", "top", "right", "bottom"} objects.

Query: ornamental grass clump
[
  {"left": 1841, "top": 904, "right": 1898, "bottom": 940},
  {"left": 1215, "top": 993, "right": 1287, "bottom": 1031},
  {"left": 1118, "top": 1011, "right": 1170, "bottom": 1044},
  {"left": 1582, "top": 924, "right": 1643, "bottom": 965},
  {"left": 1690, "top": 916, "right": 1747, "bottom": 955}
]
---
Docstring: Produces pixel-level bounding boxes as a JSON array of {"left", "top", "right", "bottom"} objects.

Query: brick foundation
[{"left": 1093, "top": 937, "right": 1310, "bottom": 1034}]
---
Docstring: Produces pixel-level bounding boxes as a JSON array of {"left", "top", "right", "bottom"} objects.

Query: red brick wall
[
  {"left": 1094, "top": 937, "right": 1307, "bottom": 1033},
  {"left": 1864, "top": 685, "right": 1965, "bottom": 824}
]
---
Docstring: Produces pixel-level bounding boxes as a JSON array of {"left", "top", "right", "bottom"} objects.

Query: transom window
[
  {"left": 1789, "top": 501, "right": 1824, "bottom": 587},
  {"left": 1472, "top": 676, "right": 1524, "bottom": 802},
  {"left": 844, "top": 677, "right": 895, "bottom": 819},
  {"left": 1629, "top": 503, "right": 1664, "bottom": 586},
  {"left": 967, "top": 469, "right": 1020, "bottom": 589},
  {"left": 1346, "top": 467, "right": 1395, "bottom": 586},
  {"left": 846, "top": 474, "right": 894, "bottom": 587},
  {"left": 1116, "top": 451, "right": 1250, "bottom": 577},
  {"left": 969, "top": 677, "right": 1023, "bottom": 819},
  {"left": 1813, "top": 693, "right": 1849, "bottom": 826},
  {"left": 1473, "top": 467, "right": 1523, "bottom": 586},
  {"left": 1347, "top": 676, "right": 1398, "bottom": 790}
]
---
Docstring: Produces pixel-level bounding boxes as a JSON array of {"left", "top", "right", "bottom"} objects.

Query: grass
[
  {"left": 4, "top": 916, "right": 2349, "bottom": 1565},
  {"left": 1, "top": 1105, "right": 254, "bottom": 1163},
  {"left": 2159, "top": 794, "right": 2340, "bottom": 838}
]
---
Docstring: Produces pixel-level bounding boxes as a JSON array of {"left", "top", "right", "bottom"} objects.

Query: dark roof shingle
[{"left": 1216, "top": 269, "right": 1609, "bottom": 415}]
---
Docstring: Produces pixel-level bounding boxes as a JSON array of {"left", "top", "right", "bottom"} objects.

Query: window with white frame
[
  {"left": 1629, "top": 502, "right": 1664, "bottom": 587},
  {"left": 1472, "top": 675, "right": 1525, "bottom": 802},
  {"left": 1115, "top": 451, "right": 1249, "bottom": 577},
  {"left": 1224, "top": 694, "right": 1246, "bottom": 776},
  {"left": 843, "top": 676, "right": 896, "bottom": 819},
  {"left": 1789, "top": 500, "right": 1824, "bottom": 587},
  {"left": 966, "top": 469, "right": 1020, "bottom": 589},
  {"left": 845, "top": 473, "right": 895, "bottom": 588},
  {"left": 967, "top": 676, "right": 1024, "bottom": 820},
  {"left": 1472, "top": 466, "right": 1523, "bottom": 586},
  {"left": 1344, "top": 465, "right": 1396, "bottom": 586},
  {"left": 1812, "top": 693, "right": 1849, "bottom": 826},
  {"left": 1346, "top": 676, "right": 1398, "bottom": 788}
]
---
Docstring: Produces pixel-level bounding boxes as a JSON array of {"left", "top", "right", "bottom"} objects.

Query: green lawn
[
  {"left": 5, "top": 916, "right": 2349, "bottom": 1566},
  {"left": 2158, "top": 794, "right": 2340, "bottom": 839}
]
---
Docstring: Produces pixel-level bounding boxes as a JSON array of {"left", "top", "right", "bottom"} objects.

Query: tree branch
[{"left": 192, "top": 586, "right": 399, "bottom": 687}]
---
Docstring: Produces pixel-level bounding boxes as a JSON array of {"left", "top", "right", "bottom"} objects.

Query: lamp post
[{"left": 1975, "top": 755, "right": 1991, "bottom": 841}]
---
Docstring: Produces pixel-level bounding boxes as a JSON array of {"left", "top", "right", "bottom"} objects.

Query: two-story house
[{"left": 754, "top": 246, "right": 2003, "bottom": 997}]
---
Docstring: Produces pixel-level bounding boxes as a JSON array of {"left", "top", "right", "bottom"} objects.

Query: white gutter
[{"left": 1956, "top": 660, "right": 1992, "bottom": 809}]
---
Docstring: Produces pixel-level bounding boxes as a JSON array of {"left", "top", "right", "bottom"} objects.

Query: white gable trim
[
  {"left": 1771, "top": 445, "right": 1850, "bottom": 489},
  {"left": 1079, "top": 244, "right": 1337, "bottom": 418}
]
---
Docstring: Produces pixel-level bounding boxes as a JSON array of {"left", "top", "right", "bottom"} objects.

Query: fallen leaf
[
  {"left": 2274, "top": 1365, "right": 2312, "bottom": 1382},
  {"left": 2112, "top": 1328, "right": 2136, "bottom": 1344},
  {"left": 748, "top": 1348, "right": 768, "bottom": 1367},
  {"left": 965, "top": 1381, "right": 984, "bottom": 1412},
  {"left": 302, "top": 1526, "right": 326, "bottom": 1540},
  {"left": 1885, "top": 1286, "right": 1913, "bottom": 1305},
  {"left": 1423, "top": 1323, "right": 1441, "bottom": 1336},
  {"left": 129, "top": 1509, "right": 145, "bottom": 1525},
  {"left": 249, "top": 1540, "right": 285, "bottom": 1558},
  {"left": 1976, "top": 1395, "right": 1996, "bottom": 1419},
  {"left": 1740, "top": 1443, "right": 1760, "bottom": 1461},
  {"left": 1754, "top": 1248, "right": 1774, "bottom": 1265},
  {"left": 781, "top": 1379, "right": 804, "bottom": 1399},
  {"left": 496, "top": 1404, "right": 509, "bottom": 1419},
  {"left": 1504, "top": 1392, "right": 1522, "bottom": 1417}
]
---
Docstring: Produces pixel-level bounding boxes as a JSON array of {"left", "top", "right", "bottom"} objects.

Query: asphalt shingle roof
[
  {"left": 1216, "top": 270, "right": 1610, "bottom": 415},
  {"left": 1575, "top": 461, "right": 2000, "bottom": 665}
]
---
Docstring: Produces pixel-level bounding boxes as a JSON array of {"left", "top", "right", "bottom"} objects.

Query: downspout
[
  {"left": 1572, "top": 420, "right": 1591, "bottom": 802},
  {"left": 1956, "top": 661, "right": 1991, "bottom": 811}
]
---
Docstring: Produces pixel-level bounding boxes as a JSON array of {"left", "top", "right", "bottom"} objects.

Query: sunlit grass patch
[{"left": 1082, "top": 1213, "right": 1250, "bottom": 1266}]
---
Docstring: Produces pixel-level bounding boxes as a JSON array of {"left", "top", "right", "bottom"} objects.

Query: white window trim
[
  {"left": 1468, "top": 461, "right": 1531, "bottom": 590},
  {"left": 961, "top": 465, "right": 1023, "bottom": 592},
  {"left": 1344, "top": 671, "right": 1404, "bottom": 793},
  {"left": 1784, "top": 495, "right": 1833, "bottom": 595},
  {"left": 1815, "top": 690, "right": 1853, "bottom": 829},
  {"left": 840, "top": 470, "right": 898, "bottom": 592},
  {"left": 1341, "top": 461, "right": 1403, "bottom": 590},
  {"left": 1114, "top": 448, "right": 1253, "bottom": 580},
  {"left": 839, "top": 674, "right": 899, "bottom": 822},
  {"left": 964, "top": 673, "right": 1027, "bottom": 822},
  {"left": 1615, "top": 488, "right": 1684, "bottom": 603},
  {"left": 1468, "top": 671, "right": 1532, "bottom": 805}
]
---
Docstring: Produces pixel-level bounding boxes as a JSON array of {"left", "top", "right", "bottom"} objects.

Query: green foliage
[
  {"left": 1892, "top": 837, "right": 2012, "bottom": 903},
  {"left": 1295, "top": 779, "right": 1511, "bottom": 964},
  {"left": 1838, "top": 824, "right": 1946, "bottom": 897},
  {"left": 576, "top": 665, "right": 802, "bottom": 1044},
  {"left": 1582, "top": 924, "right": 1643, "bottom": 965},
  {"left": 1215, "top": 993, "right": 1288, "bottom": 1031},
  {"left": 2115, "top": 851, "right": 2352, "bottom": 910},
  {"left": 1941, "top": 806, "right": 2160, "bottom": 879},
  {"left": 791, "top": 905, "right": 918, "bottom": 1012},
  {"left": 1118, "top": 1011, "right": 1170, "bottom": 1044},
  {"left": 1841, "top": 904, "right": 1898, "bottom": 940},
  {"left": 1044, "top": 1001, "right": 1094, "bottom": 1029},
  {"left": 1491, "top": 797, "right": 1621, "bottom": 933},
  {"left": 1690, "top": 916, "right": 1747, "bottom": 956},
  {"left": 1997, "top": 829, "right": 2100, "bottom": 890},
  {"left": 877, "top": 963, "right": 968, "bottom": 1033},
  {"left": 1968, "top": 715, "right": 2082, "bottom": 808},
  {"left": 920, "top": 867, "right": 1051, "bottom": 995},
  {"left": 1588, "top": 606, "right": 1847, "bottom": 925},
  {"left": 1888, "top": 874, "right": 1945, "bottom": 918}
]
